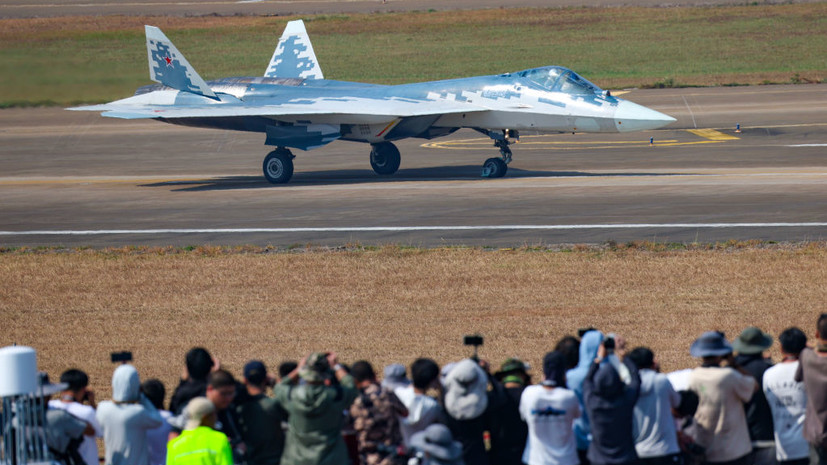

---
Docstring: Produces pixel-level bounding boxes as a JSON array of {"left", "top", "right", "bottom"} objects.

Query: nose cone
[{"left": 614, "top": 100, "right": 676, "bottom": 132}]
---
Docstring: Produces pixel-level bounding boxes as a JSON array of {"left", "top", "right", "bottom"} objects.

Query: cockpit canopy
[{"left": 519, "top": 66, "right": 602, "bottom": 95}]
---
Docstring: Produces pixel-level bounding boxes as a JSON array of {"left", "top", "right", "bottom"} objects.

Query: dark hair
[
  {"left": 779, "top": 327, "right": 807, "bottom": 356},
  {"left": 59, "top": 369, "right": 89, "bottom": 392},
  {"left": 278, "top": 361, "right": 298, "bottom": 379},
  {"left": 411, "top": 358, "right": 440, "bottom": 390},
  {"left": 141, "top": 379, "right": 166, "bottom": 410},
  {"left": 351, "top": 361, "right": 376, "bottom": 383},
  {"left": 554, "top": 335, "right": 580, "bottom": 370},
  {"left": 627, "top": 347, "right": 655, "bottom": 370},
  {"left": 676, "top": 390, "right": 700, "bottom": 417},
  {"left": 207, "top": 369, "right": 236, "bottom": 389},
  {"left": 186, "top": 347, "right": 213, "bottom": 381},
  {"left": 818, "top": 314, "right": 827, "bottom": 340}
]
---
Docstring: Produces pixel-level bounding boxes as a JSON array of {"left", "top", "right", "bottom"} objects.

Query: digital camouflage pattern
[{"left": 350, "top": 384, "right": 408, "bottom": 465}]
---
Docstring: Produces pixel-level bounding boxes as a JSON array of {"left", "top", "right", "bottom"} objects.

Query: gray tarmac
[
  {"left": 1, "top": 84, "right": 826, "bottom": 247},
  {"left": 0, "top": 0, "right": 819, "bottom": 18}
]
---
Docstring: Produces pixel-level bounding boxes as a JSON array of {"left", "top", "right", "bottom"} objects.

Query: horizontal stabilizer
[
  {"left": 145, "top": 25, "right": 217, "bottom": 100},
  {"left": 264, "top": 20, "right": 324, "bottom": 80}
]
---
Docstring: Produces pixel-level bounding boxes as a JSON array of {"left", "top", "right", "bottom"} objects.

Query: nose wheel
[{"left": 480, "top": 129, "right": 517, "bottom": 178}]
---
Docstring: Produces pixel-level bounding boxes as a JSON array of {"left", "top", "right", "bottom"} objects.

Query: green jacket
[
  {"left": 275, "top": 375, "right": 358, "bottom": 465},
  {"left": 167, "top": 426, "right": 233, "bottom": 465}
]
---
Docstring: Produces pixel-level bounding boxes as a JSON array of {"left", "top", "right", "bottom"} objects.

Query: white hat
[
  {"left": 442, "top": 359, "right": 488, "bottom": 420},
  {"left": 184, "top": 397, "right": 215, "bottom": 430}
]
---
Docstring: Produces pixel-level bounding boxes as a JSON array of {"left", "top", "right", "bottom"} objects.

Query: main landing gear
[
  {"left": 370, "top": 142, "right": 401, "bottom": 175},
  {"left": 481, "top": 129, "right": 519, "bottom": 178},
  {"left": 263, "top": 147, "right": 295, "bottom": 184}
]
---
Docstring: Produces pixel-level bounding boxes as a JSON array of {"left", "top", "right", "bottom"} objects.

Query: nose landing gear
[{"left": 480, "top": 129, "right": 519, "bottom": 178}]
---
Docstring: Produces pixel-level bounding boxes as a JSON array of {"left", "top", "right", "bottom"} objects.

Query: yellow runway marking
[
  {"left": 422, "top": 129, "right": 738, "bottom": 151},
  {"left": 687, "top": 129, "right": 740, "bottom": 141}
]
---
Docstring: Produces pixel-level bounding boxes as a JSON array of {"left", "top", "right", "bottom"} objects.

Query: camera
[
  {"left": 604, "top": 336, "right": 615, "bottom": 351},
  {"left": 463, "top": 335, "right": 484, "bottom": 347},
  {"left": 110, "top": 351, "right": 133, "bottom": 363}
]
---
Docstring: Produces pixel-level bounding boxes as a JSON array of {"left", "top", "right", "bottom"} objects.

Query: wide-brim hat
[
  {"left": 442, "top": 359, "right": 488, "bottom": 420},
  {"left": 733, "top": 327, "right": 773, "bottom": 355},
  {"left": 494, "top": 357, "right": 530, "bottom": 384},
  {"left": 690, "top": 331, "right": 733, "bottom": 358},
  {"left": 38, "top": 372, "right": 68, "bottom": 397},
  {"left": 410, "top": 424, "right": 463, "bottom": 461}
]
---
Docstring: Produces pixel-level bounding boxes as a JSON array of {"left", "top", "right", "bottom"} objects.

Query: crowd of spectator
[{"left": 31, "top": 313, "right": 827, "bottom": 465}]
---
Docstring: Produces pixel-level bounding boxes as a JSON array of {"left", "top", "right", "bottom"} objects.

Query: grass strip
[
  {"left": 1, "top": 4, "right": 825, "bottom": 107},
  {"left": 1, "top": 242, "right": 825, "bottom": 400}
]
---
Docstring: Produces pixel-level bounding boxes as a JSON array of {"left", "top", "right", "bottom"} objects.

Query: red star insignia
[{"left": 164, "top": 56, "right": 173, "bottom": 67}]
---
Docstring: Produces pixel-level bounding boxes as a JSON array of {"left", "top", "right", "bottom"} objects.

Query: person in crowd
[
  {"left": 763, "top": 327, "right": 809, "bottom": 465},
  {"left": 166, "top": 397, "right": 232, "bottom": 465},
  {"left": 169, "top": 347, "right": 215, "bottom": 415},
  {"left": 733, "top": 327, "right": 777, "bottom": 465},
  {"left": 584, "top": 337, "right": 641, "bottom": 465},
  {"left": 235, "top": 360, "right": 285, "bottom": 465},
  {"left": 627, "top": 347, "right": 681, "bottom": 465},
  {"left": 49, "top": 369, "right": 102, "bottom": 465},
  {"left": 409, "top": 424, "right": 464, "bottom": 465},
  {"left": 349, "top": 360, "right": 408, "bottom": 465},
  {"left": 277, "top": 361, "right": 298, "bottom": 384},
  {"left": 275, "top": 352, "right": 358, "bottom": 465},
  {"left": 381, "top": 364, "right": 411, "bottom": 392},
  {"left": 441, "top": 359, "right": 490, "bottom": 465},
  {"left": 519, "top": 351, "right": 581, "bottom": 465},
  {"left": 96, "top": 364, "right": 163, "bottom": 465},
  {"left": 395, "top": 358, "right": 443, "bottom": 448},
  {"left": 794, "top": 313, "right": 827, "bottom": 465},
  {"left": 487, "top": 357, "right": 530, "bottom": 465},
  {"left": 555, "top": 336, "right": 581, "bottom": 370},
  {"left": 139, "top": 379, "right": 173, "bottom": 465},
  {"left": 39, "top": 372, "right": 94, "bottom": 465},
  {"left": 567, "top": 329, "right": 604, "bottom": 465},
  {"left": 687, "top": 331, "right": 756, "bottom": 465}
]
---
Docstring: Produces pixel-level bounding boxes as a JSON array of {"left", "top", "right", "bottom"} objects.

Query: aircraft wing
[{"left": 70, "top": 95, "right": 489, "bottom": 124}]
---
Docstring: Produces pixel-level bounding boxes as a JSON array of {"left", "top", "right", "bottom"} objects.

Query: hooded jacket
[
  {"left": 96, "top": 365, "right": 163, "bottom": 465},
  {"left": 274, "top": 375, "right": 358, "bottom": 465},
  {"left": 584, "top": 357, "right": 641, "bottom": 465},
  {"left": 566, "top": 330, "right": 604, "bottom": 451},
  {"left": 441, "top": 360, "right": 490, "bottom": 465},
  {"left": 632, "top": 369, "right": 680, "bottom": 458}
]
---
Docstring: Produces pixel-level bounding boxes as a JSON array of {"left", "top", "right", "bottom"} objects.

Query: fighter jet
[{"left": 71, "top": 21, "right": 675, "bottom": 184}]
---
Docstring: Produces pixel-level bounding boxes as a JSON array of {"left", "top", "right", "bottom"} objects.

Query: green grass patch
[{"left": 0, "top": 4, "right": 825, "bottom": 106}]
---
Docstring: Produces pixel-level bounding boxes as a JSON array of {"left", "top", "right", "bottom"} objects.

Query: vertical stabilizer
[
  {"left": 145, "top": 25, "right": 218, "bottom": 100},
  {"left": 264, "top": 20, "right": 324, "bottom": 80}
]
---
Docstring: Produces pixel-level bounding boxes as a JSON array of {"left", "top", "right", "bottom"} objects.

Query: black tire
[
  {"left": 482, "top": 157, "right": 508, "bottom": 178},
  {"left": 370, "top": 142, "right": 401, "bottom": 175},
  {"left": 262, "top": 149, "right": 294, "bottom": 184}
]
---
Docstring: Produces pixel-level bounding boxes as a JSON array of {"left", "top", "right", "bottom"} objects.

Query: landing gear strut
[
  {"left": 263, "top": 147, "right": 295, "bottom": 184},
  {"left": 370, "top": 142, "right": 401, "bottom": 175},
  {"left": 480, "top": 129, "right": 518, "bottom": 178}
]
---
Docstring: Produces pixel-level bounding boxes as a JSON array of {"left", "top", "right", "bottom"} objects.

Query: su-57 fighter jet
[{"left": 72, "top": 20, "right": 675, "bottom": 184}]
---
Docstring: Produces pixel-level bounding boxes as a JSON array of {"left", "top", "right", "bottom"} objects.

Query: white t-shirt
[
  {"left": 49, "top": 400, "right": 101, "bottom": 465},
  {"left": 763, "top": 361, "right": 809, "bottom": 461},
  {"left": 146, "top": 410, "right": 174, "bottom": 465},
  {"left": 519, "top": 384, "right": 581, "bottom": 465},
  {"left": 394, "top": 385, "right": 442, "bottom": 447},
  {"left": 688, "top": 366, "right": 755, "bottom": 463}
]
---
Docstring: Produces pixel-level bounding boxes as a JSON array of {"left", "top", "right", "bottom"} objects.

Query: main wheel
[
  {"left": 370, "top": 142, "right": 401, "bottom": 175},
  {"left": 262, "top": 149, "right": 294, "bottom": 184},
  {"left": 482, "top": 157, "right": 508, "bottom": 178}
]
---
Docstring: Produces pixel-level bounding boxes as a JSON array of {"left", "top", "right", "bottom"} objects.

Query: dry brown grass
[{"left": 1, "top": 244, "right": 825, "bottom": 401}]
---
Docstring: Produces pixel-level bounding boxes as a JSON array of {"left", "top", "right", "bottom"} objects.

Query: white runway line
[
  {"left": 786, "top": 144, "right": 827, "bottom": 147},
  {"left": 1, "top": 223, "right": 826, "bottom": 236}
]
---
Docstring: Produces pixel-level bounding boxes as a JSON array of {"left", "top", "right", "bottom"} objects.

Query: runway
[{"left": 1, "top": 84, "right": 825, "bottom": 247}]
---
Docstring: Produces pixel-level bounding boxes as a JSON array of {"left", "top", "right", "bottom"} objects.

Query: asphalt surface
[
  {"left": 1, "top": 84, "right": 826, "bottom": 247},
  {"left": 1, "top": 0, "right": 820, "bottom": 18}
]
